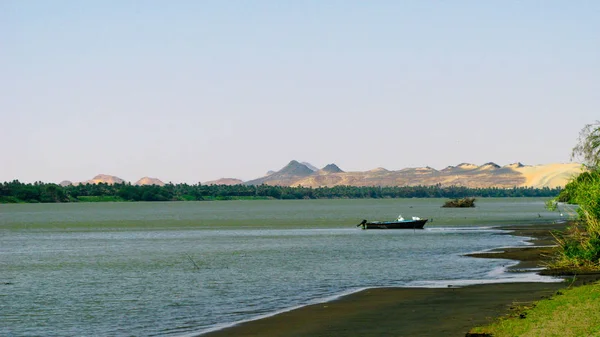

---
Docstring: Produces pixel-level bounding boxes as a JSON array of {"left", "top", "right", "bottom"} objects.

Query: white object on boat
[
  {"left": 412, "top": 216, "right": 421, "bottom": 220},
  {"left": 397, "top": 215, "right": 404, "bottom": 221}
]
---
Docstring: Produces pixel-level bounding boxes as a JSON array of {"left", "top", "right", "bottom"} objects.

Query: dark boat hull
[{"left": 363, "top": 219, "right": 428, "bottom": 229}]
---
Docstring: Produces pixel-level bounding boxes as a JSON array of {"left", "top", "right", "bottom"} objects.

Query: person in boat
[
  {"left": 397, "top": 215, "right": 404, "bottom": 221},
  {"left": 357, "top": 219, "right": 367, "bottom": 228}
]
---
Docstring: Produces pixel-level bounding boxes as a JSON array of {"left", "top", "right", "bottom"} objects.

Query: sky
[{"left": 1, "top": 1, "right": 599, "bottom": 184}]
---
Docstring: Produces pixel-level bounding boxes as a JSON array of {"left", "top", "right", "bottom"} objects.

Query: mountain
[
  {"left": 203, "top": 178, "right": 244, "bottom": 185},
  {"left": 279, "top": 160, "right": 315, "bottom": 176},
  {"left": 319, "top": 164, "right": 344, "bottom": 174},
  {"left": 456, "top": 163, "right": 478, "bottom": 170},
  {"left": 478, "top": 162, "right": 501, "bottom": 170},
  {"left": 504, "top": 162, "right": 525, "bottom": 169},
  {"left": 59, "top": 180, "right": 73, "bottom": 186},
  {"left": 245, "top": 160, "right": 315, "bottom": 185},
  {"left": 301, "top": 162, "right": 319, "bottom": 171},
  {"left": 135, "top": 177, "right": 165, "bottom": 186},
  {"left": 242, "top": 161, "right": 581, "bottom": 188}
]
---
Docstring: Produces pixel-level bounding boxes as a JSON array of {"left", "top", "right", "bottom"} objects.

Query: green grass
[{"left": 469, "top": 281, "right": 600, "bottom": 337}]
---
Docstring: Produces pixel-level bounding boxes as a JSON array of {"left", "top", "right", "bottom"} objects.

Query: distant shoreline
[{"left": 1, "top": 181, "right": 561, "bottom": 204}]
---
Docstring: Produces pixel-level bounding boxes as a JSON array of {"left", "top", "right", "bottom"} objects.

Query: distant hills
[
  {"left": 60, "top": 160, "right": 582, "bottom": 189},
  {"left": 245, "top": 160, "right": 315, "bottom": 185},
  {"left": 62, "top": 174, "right": 166, "bottom": 187},
  {"left": 321, "top": 163, "right": 344, "bottom": 173},
  {"left": 203, "top": 178, "right": 244, "bottom": 186},
  {"left": 134, "top": 177, "right": 166, "bottom": 186},
  {"left": 83, "top": 174, "right": 125, "bottom": 185},
  {"left": 243, "top": 160, "right": 580, "bottom": 188}
]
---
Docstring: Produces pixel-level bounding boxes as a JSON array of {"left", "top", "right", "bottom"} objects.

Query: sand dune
[
  {"left": 203, "top": 178, "right": 244, "bottom": 185},
  {"left": 514, "top": 163, "right": 583, "bottom": 188},
  {"left": 135, "top": 177, "right": 165, "bottom": 186}
]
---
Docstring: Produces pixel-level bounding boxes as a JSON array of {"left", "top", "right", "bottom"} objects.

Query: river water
[{"left": 0, "top": 198, "right": 567, "bottom": 336}]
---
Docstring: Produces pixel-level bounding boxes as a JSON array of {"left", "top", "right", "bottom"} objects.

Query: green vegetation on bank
[
  {"left": 76, "top": 196, "right": 125, "bottom": 202},
  {"left": 550, "top": 169, "right": 600, "bottom": 270},
  {"left": 548, "top": 121, "right": 600, "bottom": 271},
  {"left": 472, "top": 122, "right": 600, "bottom": 336},
  {"left": 469, "top": 281, "right": 600, "bottom": 336},
  {"left": 0, "top": 180, "right": 561, "bottom": 203}
]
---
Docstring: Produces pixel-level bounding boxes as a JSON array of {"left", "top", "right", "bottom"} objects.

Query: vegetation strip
[{"left": 1, "top": 181, "right": 560, "bottom": 203}]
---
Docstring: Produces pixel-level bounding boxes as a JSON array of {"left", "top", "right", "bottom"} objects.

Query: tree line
[{"left": 0, "top": 180, "right": 562, "bottom": 203}]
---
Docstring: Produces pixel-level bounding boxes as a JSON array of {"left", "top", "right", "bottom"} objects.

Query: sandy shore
[{"left": 203, "top": 223, "right": 597, "bottom": 337}]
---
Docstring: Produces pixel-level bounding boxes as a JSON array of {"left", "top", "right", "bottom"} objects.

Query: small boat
[{"left": 357, "top": 215, "right": 428, "bottom": 230}]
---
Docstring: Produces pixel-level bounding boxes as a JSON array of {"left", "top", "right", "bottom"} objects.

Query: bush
[
  {"left": 550, "top": 169, "right": 600, "bottom": 270},
  {"left": 442, "top": 197, "right": 476, "bottom": 208}
]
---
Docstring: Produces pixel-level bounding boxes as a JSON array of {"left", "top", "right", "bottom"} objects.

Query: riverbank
[{"left": 204, "top": 222, "right": 599, "bottom": 337}]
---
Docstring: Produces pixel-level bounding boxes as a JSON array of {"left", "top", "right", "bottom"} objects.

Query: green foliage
[
  {"left": 179, "top": 195, "right": 197, "bottom": 201},
  {"left": 0, "top": 180, "right": 562, "bottom": 204},
  {"left": 549, "top": 121, "right": 600, "bottom": 269},
  {"left": 561, "top": 171, "right": 600, "bottom": 221},
  {"left": 0, "top": 196, "right": 22, "bottom": 203},
  {"left": 76, "top": 196, "right": 124, "bottom": 202},
  {"left": 550, "top": 180, "right": 600, "bottom": 269},
  {"left": 562, "top": 237, "right": 600, "bottom": 264},
  {"left": 442, "top": 197, "right": 476, "bottom": 208},
  {"left": 572, "top": 121, "right": 600, "bottom": 170}
]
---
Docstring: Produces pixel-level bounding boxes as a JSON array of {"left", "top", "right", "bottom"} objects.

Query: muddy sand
[{"left": 204, "top": 223, "right": 599, "bottom": 337}]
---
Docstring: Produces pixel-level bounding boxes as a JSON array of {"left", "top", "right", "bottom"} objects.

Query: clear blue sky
[{"left": 2, "top": 1, "right": 599, "bottom": 183}]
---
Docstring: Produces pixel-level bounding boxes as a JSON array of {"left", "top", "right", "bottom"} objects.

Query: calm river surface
[{"left": 0, "top": 198, "right": 566, "bottom": 336}]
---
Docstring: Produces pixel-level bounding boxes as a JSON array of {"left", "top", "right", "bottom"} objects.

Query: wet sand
[{"left": 204, "top": 223, "right": 592, "bottom": 337}]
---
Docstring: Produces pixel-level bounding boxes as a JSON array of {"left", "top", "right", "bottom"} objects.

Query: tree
[{"left": 572, "top": 121, "right": 600, "bottom": 170}]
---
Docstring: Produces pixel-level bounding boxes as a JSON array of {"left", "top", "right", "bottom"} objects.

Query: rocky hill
[
  {"left": 242, "top": 161, "right": 581, "bottom": 188},
  {"left": 319, "top": 163, "right": 344, "bottom": 174},
  {"left": 245, "top": 160, "right": 315, "bottom": 185},
  {"left": 301, "top": 162, "right": 319, "bottom": 171}
]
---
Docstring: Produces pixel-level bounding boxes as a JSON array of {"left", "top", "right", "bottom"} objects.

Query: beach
[{"left": 205, "top": 223, "right": 599, "bottom": 337}]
